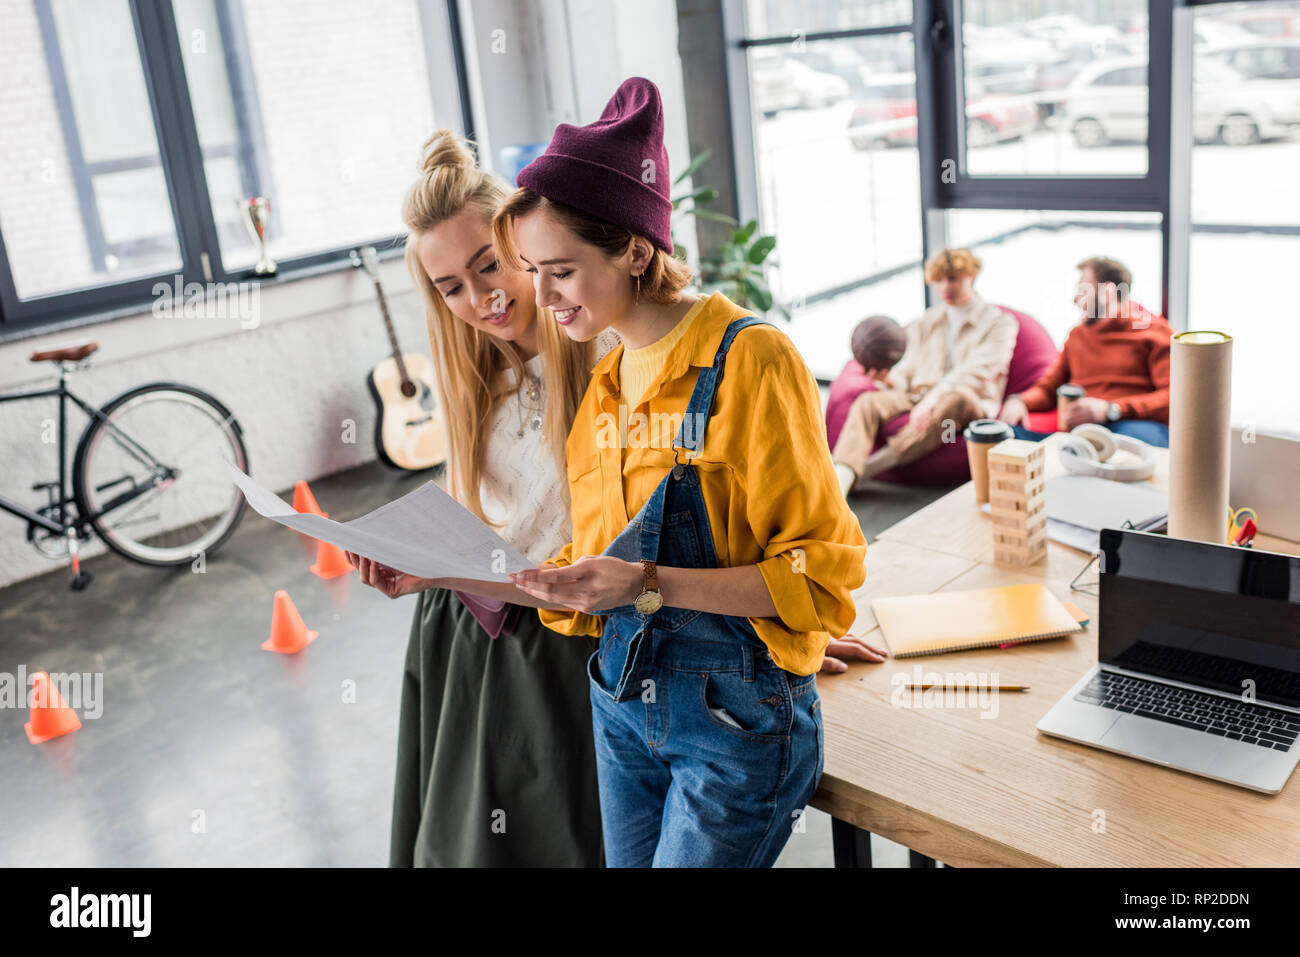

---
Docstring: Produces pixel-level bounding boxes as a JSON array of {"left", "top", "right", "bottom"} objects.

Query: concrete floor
[{"left": 0, "top": 460, "right": 952, "bottom": 867}]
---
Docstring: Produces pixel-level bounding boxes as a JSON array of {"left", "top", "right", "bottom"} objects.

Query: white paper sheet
[
  {"left": 224, "top": 461, "right": 537, "bottom": 582},
  {"left": 1046, "top": 518, "right": 1102, "bottom": 554}
]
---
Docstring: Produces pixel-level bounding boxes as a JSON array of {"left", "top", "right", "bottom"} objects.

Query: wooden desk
[{"left": 814, "top": 433, "right": 1300, "bottom": 867}]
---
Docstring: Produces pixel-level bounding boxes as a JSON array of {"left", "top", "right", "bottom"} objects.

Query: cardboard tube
[{"left": 1168, "top": 331, "right": 1233, "bottom": 544}]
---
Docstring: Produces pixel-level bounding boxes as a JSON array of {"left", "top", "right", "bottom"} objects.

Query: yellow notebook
[{"left": 872, "top": 583, "right": 1085, "bottom": 658}]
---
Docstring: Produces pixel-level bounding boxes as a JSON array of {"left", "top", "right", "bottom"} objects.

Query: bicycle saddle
[{"left": 29, "top": 340, "right": 98, "bottom": 363}]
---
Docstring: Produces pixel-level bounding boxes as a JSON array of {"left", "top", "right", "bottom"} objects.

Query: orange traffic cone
[
  {"left": 293, "top": 480, "right": 328, "bottom": 518},
  {"left": 310, "top": 539, "right": 353, "bottom": 580},
  {"left": 262, "top": 590, "right": 319, "bottom": 654},
  {"left": 24, "top": 671, "right": 82, "bottom": 744}
]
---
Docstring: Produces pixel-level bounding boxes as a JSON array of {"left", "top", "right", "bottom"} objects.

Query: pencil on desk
[{"left": 904, "top": 686, "right": 1024, "bottom": 691}]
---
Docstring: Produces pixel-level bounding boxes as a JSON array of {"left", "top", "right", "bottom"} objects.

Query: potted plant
[{"left": 670, "top": 152, "right": 783, "bottom": 317}]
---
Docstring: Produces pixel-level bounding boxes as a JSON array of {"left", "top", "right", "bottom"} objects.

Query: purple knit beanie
[{"left": 517, "top": 77, "right": 673, "bottom": 253}]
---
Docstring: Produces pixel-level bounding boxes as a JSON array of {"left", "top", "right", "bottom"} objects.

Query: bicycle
[{"left": 1, "top": 339, "right": 249, "bottom": 590}]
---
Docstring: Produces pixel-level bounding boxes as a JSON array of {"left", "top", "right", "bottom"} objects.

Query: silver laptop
[
  {"left": 1037, "top": 528, "right": 1300, "bottom": 794},
  {"left": 1231, "top": 427, "right": 1300, "bottom": 545}
]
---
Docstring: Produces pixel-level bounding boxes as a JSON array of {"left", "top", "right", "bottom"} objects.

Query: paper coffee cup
[
  {"left": 964, "top": 419, "right": 1015, "bottom": 504},
  {"left": 1057, "top": 383, "right": 1085, "bottom": 432}
]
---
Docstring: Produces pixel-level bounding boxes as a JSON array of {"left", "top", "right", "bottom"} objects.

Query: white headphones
[{"left": 1058, "top": 423, "right": 1156, "bottom": 482}]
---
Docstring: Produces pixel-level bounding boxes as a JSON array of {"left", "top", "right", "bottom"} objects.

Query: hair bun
[{"left": 419, "top": 130, "right": 475, "bottom": 174}]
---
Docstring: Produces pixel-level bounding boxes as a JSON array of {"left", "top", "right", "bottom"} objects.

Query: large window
[
  {"left": 748, "top": 33, "right": 922, "bottom": 305},
  {"left": 729, "top": 0, "right": 1295, "bottom": 441},
  {"left": 0, "top": 0, "right": 184, "bottom": 300},
  {"left": 1187, "top": 0, "right": 1300, "bottom": 434},
  {"left": 731, "top": 1, "right": 924, "bottom": 380},
  {"left": 173, "top": 0, "right": 439, "bottom": 272},
  {"left": 961, "top": 4, "right": 1151, "bottom": 176},
  {"left": 0, "top": 0, "right": 467, "bottom": 334}
]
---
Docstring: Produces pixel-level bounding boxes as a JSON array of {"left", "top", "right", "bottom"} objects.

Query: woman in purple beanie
[{"left": 486, "top": 77, "right": 873, "bottom": 867}]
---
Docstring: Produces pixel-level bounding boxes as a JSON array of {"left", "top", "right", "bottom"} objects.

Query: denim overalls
[{"left": 587, "top": 315, "right": 824, "bottom": 867}]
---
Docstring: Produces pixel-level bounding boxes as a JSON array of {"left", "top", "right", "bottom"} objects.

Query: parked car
[
  {"left": 1052, "top": 58, "right": 1150, "bottom": 146},
  {"left": 1194, "top": 17, "right": 1261, "bottom": 49},
  {"left": 966, "top": 58, "right": 1041, "bottom": 96},
  {"left": 846, "top": 73, "right": 916, "bottom": 148},
  {"left": 963, "top": 22, "right": 1058, "bottom": 64},
  {"left": 1218, "top": 7, "right": 1300, "bottom": 38},
  {"left": 750, "top": 52, "right": 801, "bottom": 116},
  {"left": 1194, "top": 57, "right": 1300, "bottom": 142},
  {"left": 1019, "top": 14, "right": 1126, "bottom": 56},
  {"left": 787, "top": 60, "right": 851, "bottom": 108},
  {"left": 799, "top": 45, "right": 869, "bottom": 93},
  {"left": 1202, "top": 38, "right": 1300, "bottom": 80},
  {"left": 1035, "top": 37, "right": 1147, "bottom": 121},
  {"left": 750, "top": 53, "right": 849, "bottom": 116},
  {"left": 802, "top": 36, "right": 911, "bottom": 93},
  {"left": 847, "top": 74, "right": 1036, "bottom": 149},
  {"left": 1059, "top": 55, "right": 1300, "bottom": 147}
]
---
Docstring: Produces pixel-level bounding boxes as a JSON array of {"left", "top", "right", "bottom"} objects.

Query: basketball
[{"left": 851, "top": 315, "right": 907, "bottom": 373}]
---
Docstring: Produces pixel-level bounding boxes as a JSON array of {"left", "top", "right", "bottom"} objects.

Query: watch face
[{"left": 633, "top": 591, "right": 663, "bottom": 615}]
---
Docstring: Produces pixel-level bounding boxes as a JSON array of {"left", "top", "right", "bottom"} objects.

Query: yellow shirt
[
  {"left": 540, "top": 292, "right": 867, "bottom": 675},
  {"left": 618, "top": 295, "right": 705, "bottom": 408}
]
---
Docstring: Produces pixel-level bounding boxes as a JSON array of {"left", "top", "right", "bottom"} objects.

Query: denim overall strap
[{"left": 670, "top": 315, "right": 770, "bottom": 459}]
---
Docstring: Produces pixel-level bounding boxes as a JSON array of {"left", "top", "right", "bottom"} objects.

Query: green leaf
[
  {"left": 735, "top": 219, "right": 758, "bottom": 243},
  {"left": 691, "top": 209, "right": 739, "bottom": 226},
  {"left": 747, "top": 235, "right": 776, "bottom": 264},
  {"left": 742, "top": 275, "right": 773, "bottom": 312},
  {"left": 670, "top": 186, "right": 718, "bottom": 206},
  {"left": 673, "top": 150, "right": 712, "bottom": 185}
]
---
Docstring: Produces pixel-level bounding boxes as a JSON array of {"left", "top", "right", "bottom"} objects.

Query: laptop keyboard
[{"left": 1075, "top": 671, "right": 1300, "bottom": 751}]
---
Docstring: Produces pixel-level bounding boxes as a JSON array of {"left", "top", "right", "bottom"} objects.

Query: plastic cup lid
[{"left": 963, "top": 418, "right": 1015, "bottom": 443}]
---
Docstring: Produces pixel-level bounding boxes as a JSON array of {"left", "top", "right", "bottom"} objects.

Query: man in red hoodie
[{"left": 998, "top": 256, "right": 1171, "bottom": 448}]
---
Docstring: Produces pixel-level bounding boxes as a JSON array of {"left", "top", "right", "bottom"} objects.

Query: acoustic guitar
[{"left": 352, "top": 245, "right": 448, "bottom": 471}]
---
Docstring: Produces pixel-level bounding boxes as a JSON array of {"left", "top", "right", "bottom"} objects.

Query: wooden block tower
[{"left": 988, "top": 438, "right": 1047, "bottom": 565}]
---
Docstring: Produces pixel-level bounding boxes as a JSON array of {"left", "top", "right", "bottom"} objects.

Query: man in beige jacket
[{"left": 833, "top": 248, "right": 1017, "bottom": 496}]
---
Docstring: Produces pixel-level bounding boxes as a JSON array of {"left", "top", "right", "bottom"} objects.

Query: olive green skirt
[{"left": 389, "top": 586, "right": 603, "bottom": 867}]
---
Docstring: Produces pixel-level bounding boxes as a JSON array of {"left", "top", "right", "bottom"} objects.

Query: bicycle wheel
[{"left": 72, "top": 382, "right": 249, "bottom": 566}]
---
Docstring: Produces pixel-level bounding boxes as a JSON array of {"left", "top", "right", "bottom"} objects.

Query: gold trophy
[{"left": 237, "top": 196, "right": 277, "bottom": 275}]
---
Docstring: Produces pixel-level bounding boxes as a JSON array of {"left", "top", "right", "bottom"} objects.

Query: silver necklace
[{"left": 518, "top": 372, "right": 543, "bottom": 438}]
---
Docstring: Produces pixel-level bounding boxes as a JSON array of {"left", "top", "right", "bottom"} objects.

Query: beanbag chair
[{"left": 825, "top": 306, "right": 1059, "bottom": 486}]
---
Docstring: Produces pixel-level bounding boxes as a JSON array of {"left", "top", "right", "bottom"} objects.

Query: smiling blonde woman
[{"left": 349, "top": 130, "right": 618, "bottom": 867}]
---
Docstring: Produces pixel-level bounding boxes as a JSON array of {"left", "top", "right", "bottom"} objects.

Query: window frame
[
  {"left": 0, "top": 0, "right": 473, "bottom": 339},
  {"left": 722, "top": 0, "right": 1216, "bottom": 325}
]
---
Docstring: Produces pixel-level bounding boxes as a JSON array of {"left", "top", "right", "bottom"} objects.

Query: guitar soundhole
[{"left": 400, "top": 380, "right": 417, "bottom": 398}]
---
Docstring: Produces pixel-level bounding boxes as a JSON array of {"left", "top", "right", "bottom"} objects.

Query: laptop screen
[{"left": 1099, "top": 529, "right": 1300, "bottom": 707}]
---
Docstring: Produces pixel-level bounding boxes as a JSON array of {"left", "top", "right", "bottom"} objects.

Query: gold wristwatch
[{"left": 633, "top": 559, "right": 663, "bottom": 614}]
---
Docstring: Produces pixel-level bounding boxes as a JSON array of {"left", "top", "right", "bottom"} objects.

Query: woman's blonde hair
[
  {"left": 492, "top": 188, "right": 693, "bottom": 305},
  {"left": 402, "top": 130, "right": 594, "bottom": 524}
]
